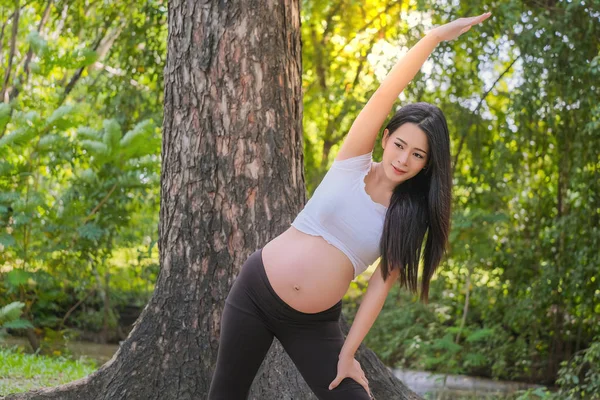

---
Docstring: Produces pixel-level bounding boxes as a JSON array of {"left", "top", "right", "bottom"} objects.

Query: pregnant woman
[{"left": 209, "top": 11, "right": 492, "bottom": 400}]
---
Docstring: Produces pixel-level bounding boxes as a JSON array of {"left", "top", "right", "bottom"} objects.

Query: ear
[{"left": 382, "top": 129, "right": 389, "bottom": 149}]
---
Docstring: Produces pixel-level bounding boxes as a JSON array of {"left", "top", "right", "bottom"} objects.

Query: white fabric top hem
[{"left": 290, "top": 221, "right": 365, "bottom": 279}]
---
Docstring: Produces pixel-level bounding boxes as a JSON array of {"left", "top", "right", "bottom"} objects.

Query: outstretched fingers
[{"left": 468, "top": 11, "right": 492, "bottom": 26}]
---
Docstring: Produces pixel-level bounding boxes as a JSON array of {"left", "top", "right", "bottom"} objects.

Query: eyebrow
[{"left": 396, "top": 138, "right": 427, "bottom": 154}]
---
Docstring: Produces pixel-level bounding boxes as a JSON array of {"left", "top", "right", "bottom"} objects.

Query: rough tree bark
[{"left": 6, "top": 1, "right": 420, "bottom": 399}]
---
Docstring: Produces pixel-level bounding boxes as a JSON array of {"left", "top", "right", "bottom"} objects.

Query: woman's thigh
[
  {"left": 208, "top": 300, "right": 275, "bottom": 400},
  {"left": 276, "top": 320, "right": 371, "bottom": 400},
  {"left": 208, "top": 250, "right": 277, "bottom": 400}
]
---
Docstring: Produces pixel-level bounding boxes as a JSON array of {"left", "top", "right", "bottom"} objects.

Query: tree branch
[
  {"left": 59, "top": 16, "right": 119, "bottom": 105},
  {"left": 321, "top": 0, "right": 345, "bottom": 39},
  {"left": 10, "top": 0, "right": 54, "bottom": 102},
  {"left": 59, "top": 287, "right": 97, "bottom": 331},
  {"left": 82, "top": 182, "right": 118, "bottom": 224},
  {"left": 0, "top": 0, "right": 35, "bottom": 56},
  {"left": 330, "top": 1, "right": 399, "bottom": 62},
  {"left": 452, "top": 56, "right": 520, "bottom": 171},
  {"left": 1, "top": 0, "right": 20, "bottom": 103}
]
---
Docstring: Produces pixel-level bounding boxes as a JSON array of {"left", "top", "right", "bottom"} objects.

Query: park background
[{"left": 0, "top": 0, "right": 598, "bottom": 398}]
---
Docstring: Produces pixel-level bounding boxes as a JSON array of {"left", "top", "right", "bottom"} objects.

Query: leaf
[
  {"left": 466, "top": 328, "right": 495, "bottom": 343},
  {"left": 2, "top": 319, "right": 35, "bottom": 330},
  {"left": 464, "top": 352, "right": 487, "bottom": 367},
  {"left": 432, "top": 334, "right": 462, "bottom": 354},
  {"left": 46, "top": 105, "right": 76, "bottom": 131},
  {"left": 38, "top": 134, "right": 63, "bottom": 150},
  {"left": 80, "top": 168, "right": 97, "bottom": 183},
  {"left": 0, "top": 127, "right": 36, "bottom": 148},
  {"left": 77, "top": 127, "right": 102, "bottom": 141},
  {"left": 103, "top": 119, "right": 122, "bottom": 151},
  {"left": 5, "top": 270, "right": 34, "bottom": 288},
  {"left": 0, "top": 233, "right": 16, "bottom": 248},
  {"left": 120, "top": 120, "right": 155, "bottom": 148},
  {"left": 0, "top": 192, "right": 20, "bottom": 203},
  {"left": 0, "top": 103, "right": 11, "bottom": 132},
  {"left": 0, "top": 301, "right": 27, "bottom": 323},
  {"left": 80, "top": 140, "right": 109, "bottom": 156},
  {"left": 26, "top": 30, "right": 49, "bottom": 56},
  {"left": 75, "top": 48, "right": 98, "bottom": 68},
  {"left": 124, "top": 155, "right": 159, "bottom": 170},
  {"left": 77, "top": 223, "right": 105, "bottom": 242}
]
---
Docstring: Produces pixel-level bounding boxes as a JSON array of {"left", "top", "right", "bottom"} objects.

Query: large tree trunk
[{"left": 6, "top": 1, "right": 419, "bottom": 399}]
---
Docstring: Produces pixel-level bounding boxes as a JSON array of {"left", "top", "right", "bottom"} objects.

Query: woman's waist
[
  {"left": 268, "top": 226, "right": 356, "bottom": 277},
  {"left": 260, "top": 226, "right": 355, "bottom": 313}
]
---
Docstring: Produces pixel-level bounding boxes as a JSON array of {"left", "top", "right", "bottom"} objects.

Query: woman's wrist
[
  {"left": 424, "top": 29, "right": 443, "bottom": 45},
  {"left": 339, "top": 349, "right": 356, "bottom": 359}
]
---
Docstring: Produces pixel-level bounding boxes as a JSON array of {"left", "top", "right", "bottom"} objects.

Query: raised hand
[{"left": 428, "top": 12, "right": 492, "bottom": 42}]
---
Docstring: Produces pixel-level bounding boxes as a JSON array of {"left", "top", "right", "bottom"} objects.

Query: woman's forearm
[
  {"left": 339, "top": 268, "right": 398, "bottom": 359},
  {"left": 373, "top": 31, "right": 441, "bottom": 105},
  {"left": 339, "top": 290, "right": 385, "bottom": 359}
]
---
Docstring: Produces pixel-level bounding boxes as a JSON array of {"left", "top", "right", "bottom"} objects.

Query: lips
[{"left": 393, "top": 165, "right": 407, "bottom": 174}]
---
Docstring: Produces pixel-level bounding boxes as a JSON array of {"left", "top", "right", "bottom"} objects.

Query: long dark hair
[{"left": 379, "top": 102, "right": 452, "bottom": 303}]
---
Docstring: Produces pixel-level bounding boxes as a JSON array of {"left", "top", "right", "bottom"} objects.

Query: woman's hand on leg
[{"left": 328, "top": 354, "right": 371, "bottom": 398}]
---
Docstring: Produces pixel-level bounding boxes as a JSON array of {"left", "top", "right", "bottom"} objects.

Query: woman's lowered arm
[
  {"left": 339, "top": 265, "right": 400, "bottom": 360},
  {"left": 328, "top": 264, "right": 400, "bottom": 395}
]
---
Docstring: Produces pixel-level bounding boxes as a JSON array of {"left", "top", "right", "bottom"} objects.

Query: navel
[{"left": 293, "top": 284, "right": 301, "bottom": 291}]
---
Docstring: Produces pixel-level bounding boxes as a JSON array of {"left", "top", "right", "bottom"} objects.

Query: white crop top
[{"left": 290, "top": 150, "right": 388, "bottom": 278}]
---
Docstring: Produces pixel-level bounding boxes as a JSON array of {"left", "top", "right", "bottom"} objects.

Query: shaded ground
[{"left": 2, "top": 336, "right": 548, "bottom": 398}]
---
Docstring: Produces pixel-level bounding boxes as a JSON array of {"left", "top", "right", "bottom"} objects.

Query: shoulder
[
  {"left": 332, "top": 150, "right": 373, "bottom": 172},
  {"left": 334, "top": 148, "right": 373, "bottom": 162}
]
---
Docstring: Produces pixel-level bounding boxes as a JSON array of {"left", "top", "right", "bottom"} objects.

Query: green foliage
[
  {"left": 300, "top": 0, "right": 410, "bottom": 192},
  {"left": 0, "top": 0, "right": 162, "bottom": 346},
  {"left": 554, "top": 338, "right": 600, "bottom": 399},
  {"left": 0, "top": 302, "right": 34, "bottom": 340},
  {"left": 516, "top": 338, "right": 600, "bottom": 399},
  {"left": 515, "top": 387, "right": 556, "bottom": 400},
  {"left": 350, "top": 283, "right": 537, "bottom": 379},
  {"left": 0, "top": 103, "right": 11, "bottom": 133},
  {"left": 0, "top": 346, "right": 97, "bottom": 396},
  {"left": 0, "top": 1, "right": 598, "bottom": 396}
]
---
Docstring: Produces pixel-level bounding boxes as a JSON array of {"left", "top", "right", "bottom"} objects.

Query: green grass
[{"left": 0, "top": 345, "right": 98, "bottom": 396}]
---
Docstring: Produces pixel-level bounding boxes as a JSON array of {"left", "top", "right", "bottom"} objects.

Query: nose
[{"left": 398, "top": 150, "right": 409, "bottom": 166}]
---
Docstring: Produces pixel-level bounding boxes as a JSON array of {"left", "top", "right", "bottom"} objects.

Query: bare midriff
[{"left": 261, "top": 225, "right": 355, "bottom": 314}]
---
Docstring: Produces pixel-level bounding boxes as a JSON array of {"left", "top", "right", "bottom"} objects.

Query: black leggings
[{"left": 208, "top": 247, "right": 370, "bottom": 400}]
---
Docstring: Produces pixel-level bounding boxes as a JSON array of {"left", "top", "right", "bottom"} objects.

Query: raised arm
[{"left": 336, "top": 12, "right": 492, "bottom": 161}]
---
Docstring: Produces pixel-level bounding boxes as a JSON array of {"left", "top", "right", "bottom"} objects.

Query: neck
[{"left": 372, "top": 162, "right": 396, "bottom": 197}]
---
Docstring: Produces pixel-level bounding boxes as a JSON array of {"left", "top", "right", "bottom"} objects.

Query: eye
[
  {"left": 414, "top": 153, "right": 424, "bottom": 159},
  {"left": 395, "top": 143, "right": 402, "bottom": 148}
]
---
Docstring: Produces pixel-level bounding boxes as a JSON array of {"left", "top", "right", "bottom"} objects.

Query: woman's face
[{"left": 381, "top": 122, "right": 429, "bottom": 183}]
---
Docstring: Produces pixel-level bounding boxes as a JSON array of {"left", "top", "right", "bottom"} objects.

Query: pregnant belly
[{"left": 261, "top": 226, "right": 355, "bottom": 314}]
